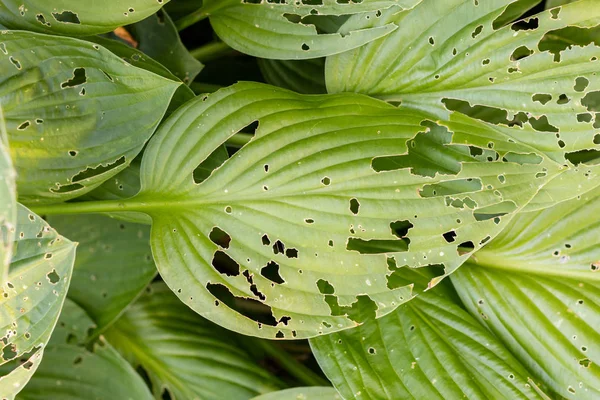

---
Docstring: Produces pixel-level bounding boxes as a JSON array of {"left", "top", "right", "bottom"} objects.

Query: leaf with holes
[
  {"left": 310, "top": 267, "right": 552, "bottom": 399},
  {"left": 326, "top": 0, "right": 600, "bottom": 202},
  {"left": 0, "top": 31, "right": 180, "bottom": 204},
  {"left": 46, "top": 214, "right": 156, "bottom": 334},
  {"left": 104, "top": 282, "right": 281, "bottom": 400},
  {"left": 103, "top": 81, "right": 574, "bottom": 339},
  {"left": 0, "top": 0, "right": 171, "bottom": 36},
  {"left": 197, "top": 0, "right": 423, "bottom": 59},
  {"left": 0, "top": 205, "right": 75, "bottom": 398},
  {"left": 250, "top": 387, "right": 342, "bottom": 400},
  {"left": 0, "top": 107, "right": 16, "bottom": 284},
  {"left": 451, "top": 185, "right": 600, "bottom": 399},
  {"left": 13, "top": 299, "right": 154, "bottom": 400}
]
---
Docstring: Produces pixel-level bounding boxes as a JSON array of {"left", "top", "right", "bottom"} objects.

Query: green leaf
[
  {"left": 46, "top": 214, "right": 156, "bottom": 334},
  {"left": 128, "top": 9, "right": 204, "bottom": 85},
  {"left": 0, "top": 205, "right": 76, "bottom": 398},
  {"left": 310, "top": 268, "right": 549, "bottom": 399},
  {"left": 0, "top": 0, "right": 171, "bottom": 36},
  {"left": 203, "top": 0, "right": 423, "bottom": 59},
  {"left": 326, "top": 0, "right": 600, "bottom": 164},
  {"left": 1, "top": 31, "right": 180, "bottom": 204},
  {"left": 125, "top": 82, "right": 563, "bottom": 338},
  {"left": 104, "top": 282, "right": 281, "bottom": 400},
  {"left": 258, "top": 58, "right": 326, "bottom": 94},
  {"left": 451, "top": 185, "right": 600, "bottom": 399},
  {"left": 0, "top": 107, "right": 16, "bottom": 284},
  {"left": 15, "top": 299, "right": 153, "bottom": 400},
  {"left": 546, "top": 0, "right": 578, "bottom": 7},
  {"left": 250, "top": 387, "right": 342, "bottom": 400}
]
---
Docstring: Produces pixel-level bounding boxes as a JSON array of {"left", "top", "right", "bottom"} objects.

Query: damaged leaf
[
  {"left": 0, "top": 205, "right": 76, "bottom": 398},
  {"left": 0, "top": 31, "right": 180, "bottom": 204},
  {"left": 0, "top": 0, "right": 171, "bottom": 36},
  {"left": 124, "top": 82, "right": 562, "bottom": 339}
]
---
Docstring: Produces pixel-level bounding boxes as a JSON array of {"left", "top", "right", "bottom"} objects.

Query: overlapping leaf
[
  {"left": 115, "top": 82, "right": 571, "bottom": 339},
  {"left": 0, "top": 0, "right": 170, "bottom": 36},
  {"left": 310, "top": 268, "right": 549, "bottom": 399},
  {"left": 47, "top": 214, "right": 156, "bottom": 334},
  {"left": 200, "top": 0, "right": 423, "bottom": 59},
  {"left": 452, "top": 185, "right": 600, "bottom": 399},
  {"left": 0, "top": 31, "right": 180, "bottom": 204},
  {"left": 251, "top": 387, "right": 342, "bottom": 400},
  {"left": 326, "top": 0, "right": 600, "bottom": 203},
  {"left": 259, "top": 58, "right": 326, "bottom": 94},
  {"left": 104, "top": 282, "right": 280, "bottom": 400},
  {"left": 0, "top": 107, "right": 16, "bottom": 284},
  {"left": 0, "top": 205, "right": 75, "bottom": 399},
  {"left": 15, "top": 299, "right": 153, "bottom": 400}
]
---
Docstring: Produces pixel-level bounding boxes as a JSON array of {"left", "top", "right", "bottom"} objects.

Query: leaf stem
[
  {"left": 254, "top": 339, "right": 329, "bottom": 387},
  {"left": 30, "top": 199, "right": 141, "bottom": 216},
  {"left": 189, "top": 41, "right": 233, "bottom": 63},
  {"left": 175, "top": 2, "right": 227, "bottom": 31}
]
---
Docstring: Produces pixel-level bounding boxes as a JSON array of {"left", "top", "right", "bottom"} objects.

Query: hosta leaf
[
  {"left": 0, "top": 0, "right": 170, "bottom": 36},
  {"left": 0, "top": 107, "right": 16, "bottom": 283},
  {"left": 258, "top": 58, "right": 326, "bottom": 94},
  {"left": 15, "top": 299, "right": 153, "bottom": 400},
  {"left": 124, "top": 82, "right": 564, "bottom": 338},
  {"left": 250, "top": 387, "right": 342, "bottom": 400},
  {"left": 326, "top": 0, "right": 600, "bottom": 178},
  {"left": 128, "top": 9, "right": 204, "bottom": 85},
  {"left": 0, "top": 205, "right": 75, "bottom": 398},
  {"left": 310, "top": 269, "right": 549, "bottom": 400},
  {"left": 104, "top": 282, "right": 281, "bottom": 400},
  {"left": 0, "top": 31, "right": 180, "bottom": 204},
  {"left": 451, "top": 185, "right": 600, "bottom": 399},
  {"left": 202, "top": 0, "right": 423, "bottom": 60},
  {"left": 46, "top": 214, "right": 156, "bottom": 334}
]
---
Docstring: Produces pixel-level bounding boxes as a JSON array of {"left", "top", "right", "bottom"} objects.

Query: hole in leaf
[
  {"left": 206, "top": 283, "right": 277, "bottom": 326},
  {"left": 52, "top": 10, "right": 81, "bottom": 24},
  {"left": 347, "top": 238, "right": 409, "bottom": 254},
  {"left": 261, "top": 261, "right": 285, "bottom": 284},
  {"left": 532, "top": 93, "right": 552, "bottom": 105},
  {"left": 511, "top": 17, "right": 538, "bottom": 32},
  {"left": 61, "top": 68, "right": 87, "bottom": 88},
  {"left": 317, "top": 279, "right": 335, "bottom": 295},
  {"left": 390, "top": 220, "right": 413, "bottom": 238},
  {"left": 565, "top": 150, "right": 600, "bottom": 166},
  {"left": 443, "top": 231, "right": 457, "bottom": 243},
  {"left": 72, "top": 156, "right": 125, "bottom": 183},
  {"left": 209, "top": 227, "right": 231, "bottom": 249},
  {"left": 457, "top": 241, "right": 475, "bottom": 256},
  {"left": 349, "top": 198, "right": 360, "bottom": 215},
  {"left": 510, "top": 45, "right": 534, "bottom": 61},
  {"left": 211, "top": 251, "right": 240, "bottom": 277},
  {"left": 574, "top": 77, "right": 590, "bottom": 92},
  {"left": 46, "top": 269, "right": 60, "bottom": 284}
]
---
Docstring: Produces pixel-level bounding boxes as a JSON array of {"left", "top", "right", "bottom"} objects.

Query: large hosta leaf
[
  {"left": 0, "top": 31, "right": 180, "bottom": 204},
  {"left": 326, "top": 0, "right": 600, "bottom": 192},
  {"left": 112, "top": 82, "right": 568, "bottom": 339},
  {"left": 0, "top": 108, "right": 16, "bottom": 283},
  {"left": 251, "top": 387, "right": 342, "bottom": 400},
  {"left": 0, "top": 205, "right": 75, "bottom": 398},
  {"left": 15, "top": 299, "right": 153, "bottom": 400},
  {"left": 0, "top": 0, "right": 170, "bottom": 36},
  {"left": 47, "top": 214, "right": 156, "bottom": 334},
  {"left": 104, "top": 282, "right": 281, "bottom": 400},
  {"left": 311, "top": 268, "right": 550, "bottom": 399},
  {"left": 199, "top": 0, "right": 423, "bottom": 59},
  {"left": 451, "top": 185, "right": 600, "bottom": 399}
]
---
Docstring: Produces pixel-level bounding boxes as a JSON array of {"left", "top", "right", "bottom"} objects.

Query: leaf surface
[
  {"left": 0, "top": 31, "right": 180, "bottom": 204},
  {"left": 0, "top": 205, "right": 75, "bottom": 398},
  {"left": 204, "top": 0, "right": 423, "bottom": 59},
  {"left": 130, "top": 82, "right": 563, "bottom": 338},
  {"left": 250, "top": 387, "right": 342, "bottom": 400},
  {"left": 47, "top": 214, "right": 156, "bottom": 334},
  {"left": 0, "top": 0, "right": 170, "bottom": 36},
  {"left": 104, "top": 282, "right": 280, "bottom": 400},
  {"left": 310, "top": 269, "right": 549, "bottom": 400},
  {"left": 14, "top": 299, "right": 153, "bottom": 400},
  {"left": 452, "top": 185, "right": 600, "bottom": 399}
]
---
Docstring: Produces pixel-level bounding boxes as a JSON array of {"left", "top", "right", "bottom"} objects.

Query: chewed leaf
[
  {"left": 452, "top": 185, "right": 600, "bottom": 399},
  {"left": 15, "top": 301, "right": 153, "bottom": 400},
  {"left": 47, "top": 215, "right": 156, "bottom": 335},
  {"left": 0, "top": 0, "right": 171, "bottom": 36},
  {"left": 104, "top": 283, "right": 280, "bottom": 399},
  {"left": 310, "top": 268, "right": 549, "bottom": 399},
  {"left": 202, "top": 0, "right": 423, "bottom": 59},
  {"left": 0, "top": 107, "right": 16, "bottom": 284},
  {"left": 127, "top": 82, "right": 564, "bottom": 339},
  {"left": 0, "top": 31, "right": 180, "bottom": 204},
  {"left": 0, "top": 205, "right": 76, "bottom": 398}
]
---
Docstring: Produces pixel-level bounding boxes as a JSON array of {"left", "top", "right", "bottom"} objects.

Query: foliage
[{"left": 0, "top": 0, "right": 598, "bottom": 399}]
